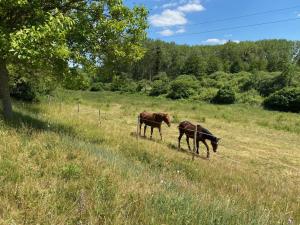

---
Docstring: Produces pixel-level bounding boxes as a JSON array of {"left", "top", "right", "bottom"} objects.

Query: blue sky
[{"left": 124, "top": 0, "right": 300, "bottom": 45}]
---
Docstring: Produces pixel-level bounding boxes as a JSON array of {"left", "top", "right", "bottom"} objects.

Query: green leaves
[
  {"left": 9, "top": 12, "right": 74, "bottom": 63},
  {"left": 1, "top": 0, "right": 148, "bottom": 67}
]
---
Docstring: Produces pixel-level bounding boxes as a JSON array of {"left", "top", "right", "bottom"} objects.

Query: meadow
[{"left": 0, "top": 89, "right": 299, "bottom": 225}]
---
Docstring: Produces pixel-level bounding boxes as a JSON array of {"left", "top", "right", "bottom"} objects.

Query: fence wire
[{"left": 41, "top": 99, "right": 300, "bottom": 173}]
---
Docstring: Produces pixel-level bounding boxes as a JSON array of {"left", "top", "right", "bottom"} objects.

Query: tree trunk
[{"left": 0, "top": 58, "right": 13, "bottom": 120}]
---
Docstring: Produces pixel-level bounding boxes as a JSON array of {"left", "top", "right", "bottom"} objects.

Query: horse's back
[
  {"left": 140, "top": 111, "right": 153, "bottom": 119},
  {"left": 179, "top": 121, "right": 207, "bottom": 138},
  {"left": 139, "top": 111, "right": 160, "bottom": 127},
  {"left": 179, "top": 121, "right": 194, "bottom": 130}
]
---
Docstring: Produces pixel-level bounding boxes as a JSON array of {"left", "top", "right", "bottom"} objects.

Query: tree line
[{"left": 98, "top": 39, "right": 300, "bottom": 81}]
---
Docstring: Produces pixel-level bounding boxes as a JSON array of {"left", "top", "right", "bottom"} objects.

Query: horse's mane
[
  {"left": 200, "top": 126, "right": 217, "bottom": 141},
  {"left": 202, "top": 127, "right": 212, "bottom": 135}
]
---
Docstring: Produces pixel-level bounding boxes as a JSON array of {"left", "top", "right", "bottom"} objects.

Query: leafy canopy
[{"left": 0, "top": 0, "right": 148, "bottom": 72}]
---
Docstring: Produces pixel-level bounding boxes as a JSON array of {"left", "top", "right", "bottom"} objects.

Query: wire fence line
[
  {"left": 139, "top": 116, "right": 219, "bottom": 138},
  {"left": 42, "top": 99, "right": 300, "bottom": 173}
]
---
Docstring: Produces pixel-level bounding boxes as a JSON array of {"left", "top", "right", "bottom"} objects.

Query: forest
[{"left": 10, "top": 39, "right": 300, "bottom": 112}]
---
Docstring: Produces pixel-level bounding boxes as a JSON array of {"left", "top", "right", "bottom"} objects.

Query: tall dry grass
[{"left": 0, "top": 90, "right": 299, "bottom": 224}]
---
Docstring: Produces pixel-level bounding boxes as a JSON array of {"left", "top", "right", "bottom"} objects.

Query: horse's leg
[
  {"left": 144, "top": 125, "right": 147, "bottom": 137},
  {"left": 150, "top": 126, "right": 154, "bottom": 139},
  {"left": 186, "top": 136, "right": 191, "bottom": 151},
  {"left": 202, "top": 140, "right": 210, "bottom": 158},
  {"left": 178, "top": 130, "right": 184, "bottom": 150},
  {"left": 196, "top": 140, "right": 200, "bottom": 154},
  {"left": 139, "top": 122, "right": 142, "bottom": 136},
  {"left": 159, "top": 126, "right": 162, "bottom": 141}
]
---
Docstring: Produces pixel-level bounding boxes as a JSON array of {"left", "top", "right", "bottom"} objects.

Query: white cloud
[
  {"left": 162, "top": 2, "right": 179, "bottom": 8},
  {"left": 157, "top": 27, "right": 185, "bottom": 36},
  {"left": 150, "top": 9, "right": 187, "bottom": 27},
  {"left": 176, "top": 27, "right": 186, "bottom": 33},
  {"left": 298, "top": 13, "right": 300, "bottom": 17},
  {"left": 204, "top": 38, "right": 227, "bottom": 45},
  {"left": 151, "top": 0, "right": 204, "bottom": 35},
  {"left": 158, "top": 29, "right": 175, "bottom": 36},
  {"left": 177, "top": 2, "right": 205, "bottom": 12},
  {"left": 203, "top": 38, "right": 240, "bottom": 45}
]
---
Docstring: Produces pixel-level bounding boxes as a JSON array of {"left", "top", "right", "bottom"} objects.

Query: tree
[{"left": 0, "top": 0, "right": 148, "bottom": 120}]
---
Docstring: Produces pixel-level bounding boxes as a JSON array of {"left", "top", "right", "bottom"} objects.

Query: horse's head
[
  {"left": 211, "top": 137, "right": 221, "bottom": 152},
  {"left": 159, "top": 113, "right": 171, "bottom": 127}
]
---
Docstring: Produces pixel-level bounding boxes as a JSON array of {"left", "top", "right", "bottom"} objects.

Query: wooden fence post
[
  {"left": 192, "top": 125, "right": 197, "bottom": 161},
  {"left": 98, "top": 109, "right": 101, "bottom": 126},
  {"left": 137, "top": 115, "right": 140, "bottom": 149}
]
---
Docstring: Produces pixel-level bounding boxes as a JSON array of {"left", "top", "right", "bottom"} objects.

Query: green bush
[
  {"left": 8, "top": 65, "right": 57, "bottom": 102},
  {"left": 212, "top": 86, "right": 236, "bottom": 104},
  {"left": 149, "top": 80, "right": 169, "bottom": 96},
  {"left": 90, "top": 82, "right": 104, "bottom": 92},
  {"left": 167, "top": 75, "right": 198, "bottom": 99},
  {"left": 10, "top": 78, "right": 37, "bottom": 102},
  {"left": 137, "top": 79, "right": 151, "bottom": 93},
  {"left": 239, "top": 76, "right": 257, "bottom": 92},
  {"left": 152, "top": 72, "right": 169, "bottom": 82},
  {"left": 256, "top": 66, "right": 296, "bottom": 97},
  {"left": 237, "top": 90, "right": 263, "bottom": 105},
  {"left": 63, "top": 69, "right": 90, "bottom": 91},
  {"left": 263, "top": 88, "right": 300, "bottom": 112},
  {"left": 192, "top": 88, "right": 218, "bottom": 102},
  {"left": 110, "top": 76, "right": 137, "bottom": 93}
]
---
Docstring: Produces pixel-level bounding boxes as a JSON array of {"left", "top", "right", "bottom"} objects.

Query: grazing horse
[
  {"left": 178, "top": 121, "right": 220, "bottom": 158},
  {"left": 139, "top": 111, "right": 171, "bottom": 140}
]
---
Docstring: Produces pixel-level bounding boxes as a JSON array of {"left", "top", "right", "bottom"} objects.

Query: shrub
[
  {"left": 10, "top": 78, "right": 37, "bottom": 102},
  {"left": 212, "top": 86, "right": 236, "bottom": 104},
  {"left": 110, "top": 76, "right": 137, "bottom": 93},
  {"left": 8, "top": 64, "right": 57, "bottom": 102},
  {"left": 63, "top": 69, "right": 90, "bottom": 91},
  {"left": 239, "top": 76, "right": 257, "bottom": 92},
  {"left": 167, "top": 75, "right": 198, "bottom": 99},
  {"left": 256, "top": 68, "right": 295, "bottom": 97},
  {"left": 192, "top": 88, "right": 218, "bottom": 102},
  {"left": 152, "top": 72, "right": 169, "bottom": 82},
  {"left": 263, "top": 88, "right": 300, "bottom": 112},
  {"left": 90, "top": 82, "right": 104, "bottom": 92},
  {"left": 237, "top": 90, "right": 263, "bottom": 105},
  {"left": 149, "top": 80, "right": 169, "bottom": 96},
  {"left": 137, "top": 79, "right": 151, "bottom": 93}
]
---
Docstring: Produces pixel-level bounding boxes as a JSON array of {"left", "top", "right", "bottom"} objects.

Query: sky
[{"left": 124, "top": 0, "right": 300, "bottom": 45}]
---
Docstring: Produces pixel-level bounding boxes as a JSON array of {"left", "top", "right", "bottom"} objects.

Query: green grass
[{"left": 0, "top": 89, "right": 299, "bottom": 224}]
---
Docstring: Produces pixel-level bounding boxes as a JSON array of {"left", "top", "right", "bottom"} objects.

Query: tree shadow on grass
[
  {"left": 129, "top": 132, "right": 208, "bottom": 160},
  {"left": 167, "top": 143, "right": 209, "bottom": 160},
  {"left": 130, "top": 132, "right": 164, "bottom": 143},
  {"left": 3, "top": 110, "right": 76, "bottom": 137}
]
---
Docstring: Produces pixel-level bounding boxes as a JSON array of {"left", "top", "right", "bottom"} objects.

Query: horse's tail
[{"left": 139, "top": 112, "right": 144, "bottom": 123}]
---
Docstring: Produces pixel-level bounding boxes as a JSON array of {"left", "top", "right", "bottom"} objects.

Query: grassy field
[{"left": 0, "top": 89, "right": 299, "bottom": 225}]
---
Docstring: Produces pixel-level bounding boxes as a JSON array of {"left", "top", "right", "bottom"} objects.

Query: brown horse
[
  {"left": 178, "top": 121, "right": 220, "bottom": 158},
  {"left": 139, "top": 111, "right": 171, "bottom": 140}
]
